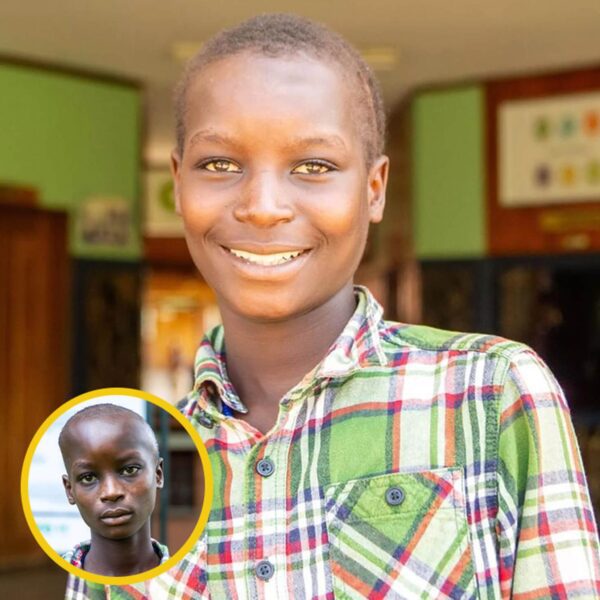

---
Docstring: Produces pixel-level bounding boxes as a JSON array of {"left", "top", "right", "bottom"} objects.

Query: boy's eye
[
  {"left": 79, "top": 473, "right": 97, "bottom": 485},
  {"left": 121, "top": 465, "right": 141, "bottom": 476},
  {"left": 200, "top": 159, "right": 242, "bottom": 173},
  {"left": 292, "top": 160, "right": 336, "bottom": 175}
]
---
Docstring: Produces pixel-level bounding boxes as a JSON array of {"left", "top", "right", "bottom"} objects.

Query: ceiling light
[
  {"left": 360, "top": 47, "right": 399, "bottom": 72},
  {"left": 171, "top": 41, "right": 398, "bottom": 72}
]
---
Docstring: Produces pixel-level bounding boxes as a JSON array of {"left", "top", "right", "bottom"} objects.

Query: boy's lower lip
[{"left": 100, "top": 513, "right": 133, "bottom": 526}]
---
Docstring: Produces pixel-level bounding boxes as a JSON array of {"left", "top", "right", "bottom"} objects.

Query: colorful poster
[{"left": 499, "top": 92, "right": 600, "bottom": 206}]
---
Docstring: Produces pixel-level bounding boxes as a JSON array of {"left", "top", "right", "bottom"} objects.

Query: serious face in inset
[
  {"left": 171, "top": 51, "right": 388, "bottom": 322},
  {"left": 60, "top": 409, "right": 163, "bottom": 542}
]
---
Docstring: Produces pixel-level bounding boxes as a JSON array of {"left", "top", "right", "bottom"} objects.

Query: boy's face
[
  {"left": 61, "top": 415, "right": 163, "bottom": 541},
  {"left": 171, "top": 52, "right": 388, "bottom": 321}
]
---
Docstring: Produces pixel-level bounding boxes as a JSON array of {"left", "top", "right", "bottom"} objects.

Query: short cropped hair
[
  {"left": 58, "top": 403, "right": 160, "bottom": 464},
  {"left": 174, "top": 13, "right": 386, "bottom": 166}
]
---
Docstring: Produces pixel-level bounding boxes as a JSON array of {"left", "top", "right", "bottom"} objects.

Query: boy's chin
[
  {"left": 223, "top": 290, "right": 318, "bottom": 323},
  {"left": 94, "top": 523, "right": 146, "bottom": 542},
  {"left": 96, "top": 528, "right": 135, "bottom": 541},
  {"left": 218, "top": 279, "right": 355, "bottom": 324}
]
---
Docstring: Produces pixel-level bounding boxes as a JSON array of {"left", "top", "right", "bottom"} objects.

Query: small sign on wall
[
  {"left": 499, "top": 91, "right": 600, "bottom": 206},
  {"left": 75, "top": 196, "right": 132, "bottom": 248},
  {"left": 144, "top": 170, "right": 184, "bottom": 237}
]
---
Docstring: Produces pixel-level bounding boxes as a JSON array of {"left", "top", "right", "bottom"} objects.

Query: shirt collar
[
  {"left": 316, "top": 285, "right": 387, "bottom": 378},
  {"left": 66, "top": 538, "right": 169, "bottom": 569},
  {"left": 191, "top": 285, "right": 387, "bottom": 414}
]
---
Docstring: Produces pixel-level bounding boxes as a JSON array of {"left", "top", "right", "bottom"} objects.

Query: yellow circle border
[{"left": 20, "top": 387, "right": 213, "bottom": 586}]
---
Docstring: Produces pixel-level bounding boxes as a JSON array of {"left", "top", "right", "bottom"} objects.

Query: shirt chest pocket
[{"left": 324, "top": 467, "right": 477, "bottom": 600}]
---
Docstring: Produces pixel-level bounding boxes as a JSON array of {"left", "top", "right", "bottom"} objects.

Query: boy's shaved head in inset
[
  {"left": 58, "top": 403, "right": 159, "bottom": 469},
  {"left": 174, "top": 13, "right": 386, "bottom": 166}
]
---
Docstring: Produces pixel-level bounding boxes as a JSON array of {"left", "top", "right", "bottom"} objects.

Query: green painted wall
[
  {"left": 412, "top": 86, "right": 486, "bottom": 259},
  {"left": 0, "top": 64, "right": 141, "bottom": 259}
]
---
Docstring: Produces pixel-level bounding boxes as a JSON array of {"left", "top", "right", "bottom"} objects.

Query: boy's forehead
[
  {"left": 196, "top": 51, "right": 340, "bottom": 88},
  {"left": 63, "top": 413, "right": 155, "bottom": 460},
  {"left": 184, "top": 52, "right": 362, "bottom": 154}
]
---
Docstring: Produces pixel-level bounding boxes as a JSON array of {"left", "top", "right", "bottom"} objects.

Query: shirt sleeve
[{"left": 496, "top": 348, "right": 600, "bottom": 599}]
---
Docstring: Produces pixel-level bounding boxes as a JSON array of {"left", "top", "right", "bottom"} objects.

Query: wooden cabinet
[{"left": 0, "top": 204, "right": 69, "bottom": 566}]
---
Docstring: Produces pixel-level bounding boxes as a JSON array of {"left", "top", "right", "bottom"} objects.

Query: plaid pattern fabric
[
  {"left": 64, "top": 540, "right": 170, "bottom": 599},
  {"left": 68, "top": 286, "right": 600, "bottom": 599}
]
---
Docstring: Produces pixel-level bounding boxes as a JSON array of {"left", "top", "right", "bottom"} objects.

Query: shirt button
[
  {"left": 255, "top": 559, "right": 274, "bottom": 581},
  {"left": 197, "top": 411, "right": 214, "bottom": 429},
  {"left": 255, "top": 457, "right": 275, "bottom": 477},
  {"left": 385, "top": 486, "right": 404, "bottom": 506}
]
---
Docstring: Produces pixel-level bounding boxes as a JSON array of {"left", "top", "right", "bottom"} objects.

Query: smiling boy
[
  {"left": 59, "top": 404, "right": 167, "bottom": 579},
  {"left": 74, "top": 13, "right": 599, "bottom": 600}
]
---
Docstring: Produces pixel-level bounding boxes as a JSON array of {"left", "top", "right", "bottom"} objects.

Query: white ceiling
[{"left": 2, "top": 1, "right": 600, "bottom": 165}]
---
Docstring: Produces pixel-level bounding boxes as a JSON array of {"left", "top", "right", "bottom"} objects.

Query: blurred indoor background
[{"left": 1, "top": 2, "right": 599, "bottom": 597}]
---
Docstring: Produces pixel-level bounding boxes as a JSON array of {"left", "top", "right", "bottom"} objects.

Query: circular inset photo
[{"left": 20, "top": 387, "right": 212, "bottom": 586}]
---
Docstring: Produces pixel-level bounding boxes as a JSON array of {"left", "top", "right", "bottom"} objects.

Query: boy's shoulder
[{"left": 379, "top": 319, "right": 530, "bottom": 363}]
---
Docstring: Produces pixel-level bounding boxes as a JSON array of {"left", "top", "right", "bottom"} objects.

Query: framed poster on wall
[
  {"left": 499, "top": 92, "right": 600, "bottom": 207},
  {"left": 486, "top": 66, "right": 600, "bottom": 255}
]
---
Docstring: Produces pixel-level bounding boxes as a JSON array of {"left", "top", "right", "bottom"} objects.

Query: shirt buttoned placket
[
  {"left": 193, "top": 388, "right": 254, "bottom": 600},
  {"left": 242, "top": 392, "right": 297, "bottom": 600}
]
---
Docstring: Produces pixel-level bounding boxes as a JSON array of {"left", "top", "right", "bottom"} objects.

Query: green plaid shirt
[{"left": 67, "top": 286, "right": 600, "bottom": 599}]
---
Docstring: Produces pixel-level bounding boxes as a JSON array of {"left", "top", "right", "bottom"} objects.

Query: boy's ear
[
  {"left": 170, "top": 150, "right": 183, "bottom": 215},
  {"left": 155, "top": 458, "right": 164, "bottom": 489},
  {"left": 62, "top": 475, "right": 76, "bottom": 505},
  {"left": 367, "top": 155, "right": 389, "bottom": 224}
]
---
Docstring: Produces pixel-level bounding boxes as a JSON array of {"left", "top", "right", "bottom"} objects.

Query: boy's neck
[
  {"left": 219, "top": 283, "right": 356, "bottom": 434},
  {"left": 84, "top": 523, "right": 158, "bottom": 576}
]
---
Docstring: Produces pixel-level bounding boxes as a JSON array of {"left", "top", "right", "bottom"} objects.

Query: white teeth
[{"left": 228, "top": 248, "right": 303, "bottom": 265}]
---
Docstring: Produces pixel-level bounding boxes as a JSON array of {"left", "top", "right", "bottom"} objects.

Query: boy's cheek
[
  {"left": 177, "top": 194, "right": 213, "bottom": 229},
  {"left": 317, "top": 203, "right": 369, "bottom": 237}
]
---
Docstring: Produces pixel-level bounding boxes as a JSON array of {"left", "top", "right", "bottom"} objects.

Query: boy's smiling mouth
[
  {"left": 222, "top": 245, "right": 310, "bottom": 267},
  {"left": 227, "top": 247, "right": 306, "bottom": 266}
]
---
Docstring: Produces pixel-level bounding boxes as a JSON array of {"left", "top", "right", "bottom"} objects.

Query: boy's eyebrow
[
  {"left": 188, "top": 130, "right": 348, "bottom": 153},
  {"left": 70, "top": 460, "right": 95, "bottom": 470},
  {"left": 188, "top": 130, "right": 242, "bottom": 150},
  {"left": 283, "top": 134, "right": 348, "bottom": 152},
  {"left": 70, "top": 451, "right": 146, "bottom": 471}
]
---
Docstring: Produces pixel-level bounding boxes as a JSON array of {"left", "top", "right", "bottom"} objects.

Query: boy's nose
[
  {"left": 233, "top": 170, "right": 294, "bottom": 227},
  {"left": 100, "top": 476, "right": 125, "bottom": 502}
]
